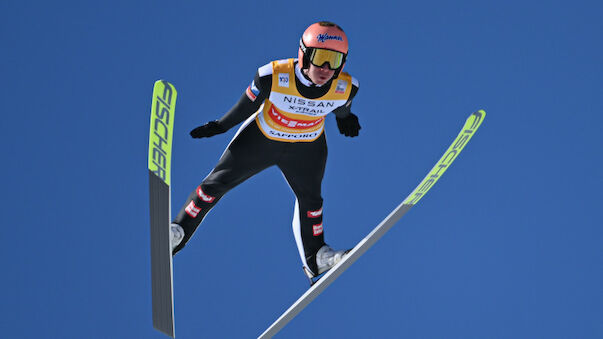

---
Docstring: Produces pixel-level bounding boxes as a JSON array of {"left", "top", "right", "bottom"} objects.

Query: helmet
[{"left": 298, "top": 22, "right": 348, "bottom": 78}]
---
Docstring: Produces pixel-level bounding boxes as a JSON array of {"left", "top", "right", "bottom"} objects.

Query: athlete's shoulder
[
  {"left": 337, "top": 71, "right": 359, "bottom": 100},
  {"left": 339, "top": 71, "right": 359, "bottom": 88},
  {"left": 257, "top": 62, "right": 274, "bottom": 77},
  {"left": 258, "top": 59, "right": 296, "bottom": 77},
  {"left": 247, "top": 61, "right": 278, "bottom": 102}
]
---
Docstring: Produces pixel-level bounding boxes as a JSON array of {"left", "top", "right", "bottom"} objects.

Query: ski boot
[
  {"left": 303, "top": 245, "right": 352, "bottom": 285},
  {"left": 170, "top": 223, "right": 184, "bottom": 253}
]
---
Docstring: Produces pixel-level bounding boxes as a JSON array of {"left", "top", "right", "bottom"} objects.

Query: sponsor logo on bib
[{"left": 278, "top": 73, "right": 289, "bottom": 88}]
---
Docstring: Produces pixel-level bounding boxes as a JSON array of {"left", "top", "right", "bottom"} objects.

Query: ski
[
  {"left": 258, "top": 110, "right": 486, "bottom": 339},
  {"left": 148, "top": 80, "right": 177, "bottom": 338}
]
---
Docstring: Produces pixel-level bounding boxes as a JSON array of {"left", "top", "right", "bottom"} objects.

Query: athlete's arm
[
  {"left": 190, "top": 67, "right": 272, "bottom": 139},
  {"left": 217, "top": 72, "right": 272, "bottom": 130}
]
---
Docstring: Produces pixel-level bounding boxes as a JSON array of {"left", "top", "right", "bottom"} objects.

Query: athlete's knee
[
  {"left": 201, "top": 171, "right": 242, "bottom": 196},
  {"left": 297, "top": 196, "right": 323, "bottom": 210}
]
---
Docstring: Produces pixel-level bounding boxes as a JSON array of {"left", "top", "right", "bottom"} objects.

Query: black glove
[
  {"left": 336, "top": 113, "right": 361, "bottom": 137},
  {"left": 189, "top": 120, "right": 226, "bottom": 138}
]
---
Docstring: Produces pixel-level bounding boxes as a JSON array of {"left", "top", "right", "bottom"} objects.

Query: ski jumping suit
[{"left": 173, "top": 58, "right": 359, "bottom": 276}]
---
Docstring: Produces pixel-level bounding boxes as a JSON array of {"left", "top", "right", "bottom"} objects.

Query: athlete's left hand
[{"left": 336, "top": 113, "right": 361, "bottom": 137}]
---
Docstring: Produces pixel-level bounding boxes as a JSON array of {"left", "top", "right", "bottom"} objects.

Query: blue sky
[{"left": 2, "top": 1, "right": 602, "bottom": 338}]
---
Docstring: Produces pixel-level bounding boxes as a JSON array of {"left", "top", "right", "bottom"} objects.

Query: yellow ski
[
  {"left": 148, "top": 80, "right": 177, "bottom": 338},
  {"left": 258, "top": 110, "right": 485, "bottom": 339}
]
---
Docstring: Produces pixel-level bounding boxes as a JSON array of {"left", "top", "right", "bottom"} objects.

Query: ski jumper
[{"left": 173, "top": 58, "right": 359, "bottom": 275}]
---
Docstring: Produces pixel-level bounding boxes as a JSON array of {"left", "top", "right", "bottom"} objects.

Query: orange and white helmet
[{"left": 298, "top": 22, "right": 349, "bottom": 78}]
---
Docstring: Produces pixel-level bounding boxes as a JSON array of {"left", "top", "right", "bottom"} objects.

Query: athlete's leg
[
  {"left": 278, "top": 135, "right": 328, "bottom": 275},
  {"left": 173, "top": 122, "right": 280, "bottom": 253}
]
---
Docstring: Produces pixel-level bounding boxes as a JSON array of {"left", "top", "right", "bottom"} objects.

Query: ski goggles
[
  {"left": 308, "top": 48, "right": 345, "bottom": 69},
  {"left": 301, "top": 40, "right": 346, "bottom": 70}
]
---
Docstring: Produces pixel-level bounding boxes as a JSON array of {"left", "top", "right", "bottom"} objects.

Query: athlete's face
[{"left": 305, "top": 64, "right": 336, "bottom": 85}]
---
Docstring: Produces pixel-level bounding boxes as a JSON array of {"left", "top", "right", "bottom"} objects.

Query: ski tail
[
  {"left": 257, "top": 110, "right": 485, "bottom": 339},
  {"left": 149, "top": 80, "right": 177, "bottom": 338}
]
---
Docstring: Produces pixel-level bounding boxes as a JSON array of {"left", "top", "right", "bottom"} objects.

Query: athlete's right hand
[{"left": 190, "top": 120, "right": 226, "bottom": 138}]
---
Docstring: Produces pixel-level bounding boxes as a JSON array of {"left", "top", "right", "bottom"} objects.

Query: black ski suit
[{"left": 173, "top": 59, "right": 359, "bottom": 276}]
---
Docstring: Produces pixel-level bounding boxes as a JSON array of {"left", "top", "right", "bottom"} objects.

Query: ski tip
[
  {"left": 472, "top": 109, "right": 486, "bottom": 117},
  {"left": 153, "top": 79, "right": 177, "bottom": 91},
  {"left": 465, "top": 110, "right": 486, "bottom": 130}
]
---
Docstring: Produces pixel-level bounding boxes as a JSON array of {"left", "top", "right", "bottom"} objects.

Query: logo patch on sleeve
[
  {"left": 313, "top": 223, "right": 323, "bottom": 236},
  {"left": 246, "top": 80, "right": 260, "bottom": 101}
]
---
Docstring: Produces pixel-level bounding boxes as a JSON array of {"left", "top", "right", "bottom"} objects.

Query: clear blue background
[{"left": 2, "top": 1, "right": 602, "bottom": 338}]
